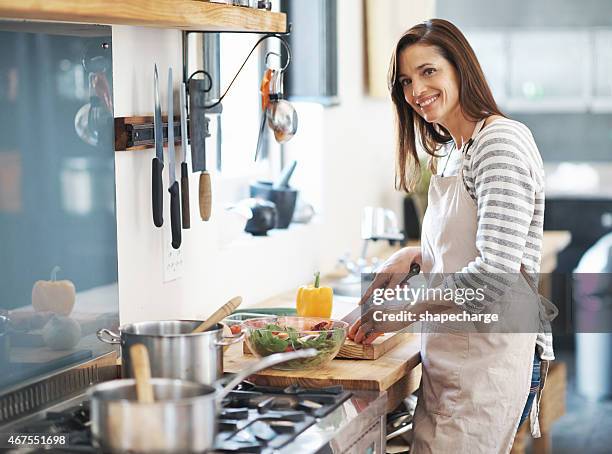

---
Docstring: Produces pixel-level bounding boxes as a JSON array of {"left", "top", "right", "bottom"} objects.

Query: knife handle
[
  {"left": 181, "top": 162, "right": 190, "bottom": 229},
  {"left": 169, "top": 181, "right": 182, "bottom": 249},
  {"left": 152, "top": 157, "right": 164, "bottom": 227},
  {"left": 199, "top": 171, "right": 212, "bottom": 221}
]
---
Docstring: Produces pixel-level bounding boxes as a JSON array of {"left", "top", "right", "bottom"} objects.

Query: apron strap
[{"left": 520, "top": 264, "right": 553, "bottom": 438}]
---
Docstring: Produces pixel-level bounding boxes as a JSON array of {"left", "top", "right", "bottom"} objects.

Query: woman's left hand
[{"left": 348, "top": 306, "right": 386, "bottom": 345}]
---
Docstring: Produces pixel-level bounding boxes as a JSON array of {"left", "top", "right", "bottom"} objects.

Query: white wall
[{"left": 112, "top": 0, "right": 404, "bottom": 324}]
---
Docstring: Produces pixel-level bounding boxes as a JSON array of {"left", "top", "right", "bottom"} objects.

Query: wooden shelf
[{"left": 0, "top": 0, "right": 287, "bottom": 33}]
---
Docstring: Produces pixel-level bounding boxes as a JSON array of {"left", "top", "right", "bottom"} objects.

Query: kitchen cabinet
[
  {"left": 464, "top": 30, "right": 509, "bottom": 105},
  {"left": 506, "top": 30, "right": 591, "bottom": 112},
  {"left": 465, "top": 27, "right": 612, "bottom": 113},
  {"left": 0, "top": 0, "right": 287, "bottom": 33},
  {"left": 592, "top": 29, "right": 612, "bottom": 112}
]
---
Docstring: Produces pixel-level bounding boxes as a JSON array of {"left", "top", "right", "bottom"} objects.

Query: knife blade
[
  {"left": 179, "top": 82, "right": 190, "bottom": 229},
  {"left": 167, "top": 67, "right": 181, "bottom": 249},
  {"left": 341, "top": 263, "right": 421, "bottom": 325},
  {"left": 152, "top": 64, "right": 164, "bottom": 227}
]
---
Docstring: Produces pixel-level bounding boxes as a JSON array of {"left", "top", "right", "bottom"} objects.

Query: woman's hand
[{"left": 348, "top": 246, "right": 422, "bottom": 344}]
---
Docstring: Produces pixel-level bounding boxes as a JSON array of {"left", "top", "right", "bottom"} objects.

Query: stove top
[
  {"left": 215, "top": 382, "right": 352, "bottom": 452},
  {"left": 5, "top": 382, "right": 352, "bottom": 453}
]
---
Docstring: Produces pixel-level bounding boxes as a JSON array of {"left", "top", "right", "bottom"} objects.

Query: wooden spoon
[
  {"left": 192, "top": 296, "right": 242, "bottom": 334},
  {"left": 130, "top": 343, "right": 154, "bottom": 404}
]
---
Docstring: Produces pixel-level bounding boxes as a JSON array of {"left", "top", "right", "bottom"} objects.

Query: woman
[{"left": 348, "top": 19, "right": 552, "bottom": 453}]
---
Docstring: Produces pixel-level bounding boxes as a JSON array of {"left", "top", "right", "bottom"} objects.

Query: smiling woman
[
  {"left": 388, "top": 19, "right": 504, "bottom": 192},
  {"left": 348, "top": 18, "right": 551, "bottom": 454}
]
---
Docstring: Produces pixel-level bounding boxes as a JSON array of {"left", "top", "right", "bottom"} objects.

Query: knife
[
  {"left": 167, "top": 67, "right": 181, "bottom": 249},
  {"left": 341, "top": 263, "right": 421, "bottom": 325},
  {"left": 152, "top": 64, "right": 164, "bottom": 227},
  {"left": 179, "top": 82, "right": 190, "bottom": 229},
  {"left": 188, "top": 78, "right": 212, "bottom": 221}
]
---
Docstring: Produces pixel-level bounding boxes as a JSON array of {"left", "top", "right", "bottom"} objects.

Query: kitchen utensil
[
  {"left": 188, "top": 76, "right": 212, "bottom": 221},
  {"left": 341, "top": 263, "right": 421, "bottom": 326},
  {"left": 266, "top": 69, "right": 298, "bottom": 143},
  {"left": 250, "top": 182, "right": 297, "bottom": 229},
  {"left": 88, "top": 349, "right": 316, "bottom": 454},
  {"left": 254, "top": 68, "right": 273, "bottom": 162},
  {"left": 97, "top": 321, "right": 243, "bottom": 385},
  {"left": 192, "top": 296, "right": 242, "bottom": 334},
  {"left": 361, "top": 206, "right": 404, "bottom": 242},
  {"left": 179, "top": 82, "right": 190, "bottom": 229},
  {"left": 238, "top": 198, "right": 277, "bottom": 236},
  {"left": 152, "top": 64, "right": 164, "bottom": 227},
  {"left": 167, "top": 67, "right": 181, "bottom": 249},
  {"left": 273, "top": 159, "right": 297, "bottom": 189},
  {"left": 130, "top": 343, "right": 154, "bottom": 404},
  {"left": 242, "top": 316, "right": 348, "bottom": 370}
]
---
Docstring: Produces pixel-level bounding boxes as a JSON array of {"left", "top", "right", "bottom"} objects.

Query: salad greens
[{"left": 246, "top": 323, "right": 346, "bottom": 369}]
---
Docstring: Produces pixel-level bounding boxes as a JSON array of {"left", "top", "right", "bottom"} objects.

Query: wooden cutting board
[
  {"left": 243, "top": 332, "right": 408, "bottom": 360},
  {"left": 225, "top": 334, "right": 421, "bottom": 391}
]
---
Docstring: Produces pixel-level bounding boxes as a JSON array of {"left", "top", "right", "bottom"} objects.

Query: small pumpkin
[{"left": 32, "top": 266, "right": 76, "bottom": 316}]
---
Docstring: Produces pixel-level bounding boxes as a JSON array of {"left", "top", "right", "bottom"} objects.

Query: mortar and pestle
[{"left": 250, "top": 160, "right": 298, "bottom": 229}]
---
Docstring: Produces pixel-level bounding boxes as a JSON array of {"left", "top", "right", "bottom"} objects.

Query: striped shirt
[{"left": 440, "top": 118, "right": 554, "bottom": 360}]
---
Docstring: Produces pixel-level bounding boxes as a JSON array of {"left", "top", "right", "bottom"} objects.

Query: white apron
[{"left": 411, "top": 120, "right": 538, "bottom": 454}]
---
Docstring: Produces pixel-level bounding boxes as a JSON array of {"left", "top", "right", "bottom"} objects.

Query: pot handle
[
  {"left": 215, "top": 349, "right": 317, "bottom": 405},
  {"left": 97, "top": 328, "right": 121, "bottom": 344},
  {"left": 215, "top": 331, "right": 245, "bottom": 346}
]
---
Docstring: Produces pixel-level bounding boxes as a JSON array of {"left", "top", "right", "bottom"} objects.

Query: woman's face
[{"left": 397, "top": 44, "right": 460, "bottom": 125}]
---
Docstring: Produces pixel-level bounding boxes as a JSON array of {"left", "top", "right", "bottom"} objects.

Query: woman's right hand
[{"left": 348, "top": 246, "right": 422, "bottom": 343}]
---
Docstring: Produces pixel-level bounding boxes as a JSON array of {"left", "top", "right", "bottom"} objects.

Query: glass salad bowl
[{"left": 241, "top": 316, "right": 348, "bottom": 370}]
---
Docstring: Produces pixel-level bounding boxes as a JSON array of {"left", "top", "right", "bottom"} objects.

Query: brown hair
[{"left": 388, "top": 19, "right": 504, "bottom": 192}]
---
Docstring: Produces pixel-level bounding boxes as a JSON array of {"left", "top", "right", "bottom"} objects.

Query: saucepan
[
  {"left": 88, "top": 348, "right": 316, "bottom": 453},
  {"left": 97, "top": 320, "right": 243, "bottom": 385}
]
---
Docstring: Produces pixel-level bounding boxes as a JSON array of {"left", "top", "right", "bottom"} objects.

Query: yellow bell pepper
[{"left": 296, "top": 272, "right": 333, "bottom": 318}]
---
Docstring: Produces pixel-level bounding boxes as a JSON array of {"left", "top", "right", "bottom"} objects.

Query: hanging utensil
[
  {"left": 266, "top": 69, "right": 298, "bottom": 144},
  {"left": 130, "top": 344, "right": 154, "bottom": 404},
  {"left": 167, "top": 67, "right": 181, "bottom": 249},
  {"left": 188, "top": 75, "right": 213, "bottom": 221},
  {"left": 192, "top": 296, "right": 242, "bottom": 334},
  {"left": 179, "top": 82, "right": 190, "bottom": 229},
  {"left": 254, "top": 68, "right": 273, "bottom": 162},
  {"left": 152, "top": 64, "right": 164, "bottom": 227}
]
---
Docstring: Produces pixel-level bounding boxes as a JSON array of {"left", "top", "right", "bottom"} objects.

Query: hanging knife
[
  {"left": 179, "top": 82, "right": 190, "bottom": 229},
  {"left": 188, "top": 78, "right": 212, "bottom": 221},
  {"left": 152, "top": 64, "right": 164, "bottom": 227},
  {"left": 167, "top": 67, "right": 181, "bottom": 249}
]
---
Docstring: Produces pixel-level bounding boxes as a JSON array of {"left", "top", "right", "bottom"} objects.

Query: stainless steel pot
[
  {"left": 97, "top": 320, "right": 243, "bottom": 385},
  {"left": 88, "top": 349, "right": 316, "bottom": 454}
]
